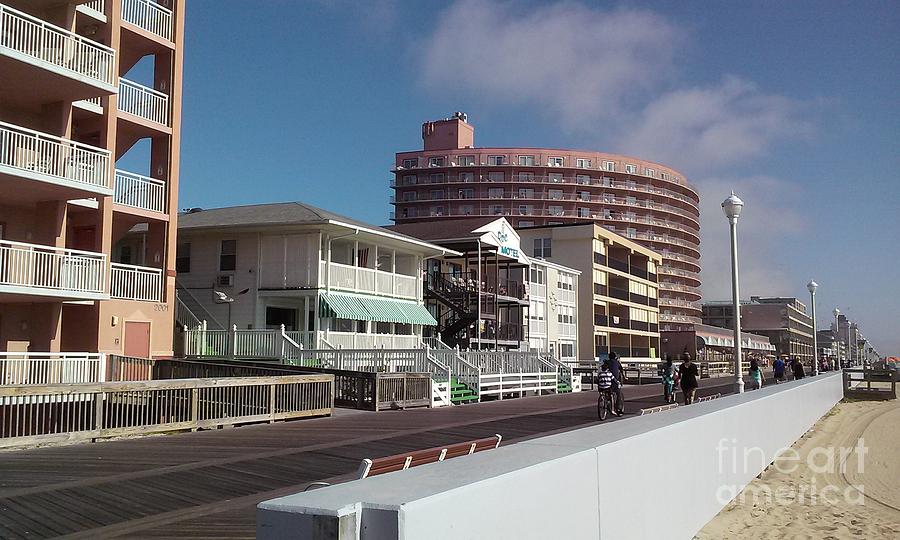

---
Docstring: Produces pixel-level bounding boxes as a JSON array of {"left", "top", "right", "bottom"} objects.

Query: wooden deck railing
[{"left": 0, "top": 374, "right": 334, "bottom": 448}]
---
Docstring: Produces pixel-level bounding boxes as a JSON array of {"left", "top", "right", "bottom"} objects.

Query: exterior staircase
[
  {"left": 425, "top": 273, "right": 478, "bottom": 348},
  {"left": 175, "top": 282, "right": 225, "bottom": 330},
  {"left": 450, "top": 377, "right": 479, "bottom": 404}
]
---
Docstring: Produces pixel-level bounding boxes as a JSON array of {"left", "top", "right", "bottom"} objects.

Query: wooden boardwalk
[{"left": 0, "top": 380, "right": 737, "bottom": 539}]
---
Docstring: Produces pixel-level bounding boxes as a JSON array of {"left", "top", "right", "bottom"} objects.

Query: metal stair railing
[{"left": 175, "top": 283, "right": 225, "bottom": 330}]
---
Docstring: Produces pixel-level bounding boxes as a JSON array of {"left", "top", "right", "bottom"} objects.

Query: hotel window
[
  {"left": 549, "top": 172, "right": 563, "bottom": 183},
  {"left": 519, "top": 220, "right": 534, "bottom": 227},
  {"left": 459, "top": 204, "right": 474, "bottom": 215},
  {"left": 518, "top": 155, "right": 535, "bottom": 166},
  {"left": 219, "top": 239, "right": 236, "bottom": 272},
  {"left": 430, "top": 206, "right": 445, "bottom": 216},
  {"left": 459, "top": 172, "right": 474, "bottom": 183},
  {"left": 403, "top": 207, "right": 418, "bottom": 218},
  {"left": 488, "top": 171, "right": 505, "bottom": 182},
  {"left": 429, "top": 156, "right": 445, "bottom": 167},
  {"left": 660, "top": 172, "right": 669, "bottom": 181},
  {"left": 601, "top": 176, "right": 612, "bottom": 187},
  {"left": 518, "top": 188, "right": 534, "bottom": 199},
  {"left": 402, "top": 191, "right": 417, "bottom": 201},
  {"left": 402, "top": 158, "right": 418, "bottom": 168},
  {"left": 548, "top": 205, "right": 564, "bottom": 216},
  {"left": 429, "top": 173, "right": 445, "bottom": 183},
  {"left": 491, "top": 205, "right": 504, "bottom": 215},
  {"left": 625, "top": 163, "right": 637, "bottom": 174},
  {"left": 402, "top": 175, "right": 417, "bottom": 186},
  {"left": 488, "top": 187, "right": 504, "bottom": 198},
  {"left": 603, "top": 161, "right": 616, "bottom": 172},
  {"left": 533, "top": 238, "right": 552, "bottom": 258},
  {"left": 548, "top": 156, "right": 564, "bottom": 166},
  {"left": 458, "top": 155, "right": 475, "bottom": 166},
  {"left": 430, "top": 190, "right": 445, "bottom": 200},
  {"left": 578, "top": 191, "right": 591, "bottom": 201},
  {"left": 578, "top": 207, "right": 590, "bottom": 218},
  {"left": 576, "top": 158, "right": 591, "bottom": 168},
  {"left": 176, "top": 243, "right": 191, "bottom": 273},
  {"left": 548, "top": 189, "right": 563, "bottom": 200},
  {"left": 576, "top": 174, "right": 590, "bottom": 185},
  {"left": 518, "top": 205, "right": 532, "bottom": 215},
  {"left": 530, "top": 267, "right": 545, "bottom": 285},
  {"left": 518, "top": 171, "right": 535, "bottom": 182},
  {"left": 630, "top": 307, "right": 649, "bottom": 322},
  {"left": 645, "top": 168, "right": 655, "bottom": 177},
  {"left": 630, "top": 281, "right": 648, "bottom": 296},
  {"left": 488, "top": 155, "right": 505, "bottom": 165},
  {"left": 458, "top": 188, "right": 474, "bottom": 199}
]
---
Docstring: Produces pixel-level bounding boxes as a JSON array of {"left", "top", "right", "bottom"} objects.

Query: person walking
[
  {"left": 748, "top": 358, "right": 764, "bottom": 390},
  {"left": 661, "top": 354, "right": 677, "bottom": 404},
  {"left": 678, "top": 352, "right": 699, "bottom": 405},
  {"left": 772, "top": 356, "right": 786, "bottom": 384},
  {"left": 791, "top": 356, "right": 806, "bottom": 380}
]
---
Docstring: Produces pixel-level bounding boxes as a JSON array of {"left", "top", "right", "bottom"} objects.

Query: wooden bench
[
  {"left": 695, "top": 393, "right": 722, "bottom": 403},
  {"left": 357, "top": 434, "right": 502, "bottom": 479},
  {"left": 639, "top": 403, "right": 679, "bottom": 416}
]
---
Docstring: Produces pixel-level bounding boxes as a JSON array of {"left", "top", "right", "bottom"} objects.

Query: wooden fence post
[
  {"left": 191, "top": 387, "right": 200, "bottom": 431},
  {"left": 269, "top": 383, "right": 277, "bottom": 423}
]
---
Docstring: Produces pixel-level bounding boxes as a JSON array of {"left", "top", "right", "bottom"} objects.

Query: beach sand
[{"left": 697, "top": 398, "right": 900, "bottom": 539}]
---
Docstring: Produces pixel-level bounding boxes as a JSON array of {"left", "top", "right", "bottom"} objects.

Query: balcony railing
[
  {"left": 529, "top": 318, "right": 547, "bottom": 336},
  {"left": 118, "top": 77, "right": 169, "bottom": 126},
  {"left": 326, "top": 332, "right": 421, "bottom": 350},
  {"left": 114, "top": 169, "right": 166, "bottom": 213},
  {"left": 0, "top": 4, "right": 115, "bottom": 86},
  {"left": 122, "top": 0, "right": 173, "bottom": 42},
  {"left": 110, "top": 262, "right": 162, "bottom": 301},
  {"left": 323, "top": 261, "right": 418, "bottom": 300},
  {"left": 0, "top": 239, "right": 107, "bottom": 296},
  {"left": 0, "top": 120, "right": 111, "bottom": 192}
]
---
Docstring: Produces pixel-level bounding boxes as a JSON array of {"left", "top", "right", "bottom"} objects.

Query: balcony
[
  {"left": 0, "top": 120, "right": 112, "bottom": 200},
  {"left": 323, "top": 261, "right": 419, "bottom": 300},
  {"left": 0, "top": 4, "right": 116, "bottom": 103},
  {"left": 118, "top": 78, "right": 170, "bottom": 127},
  {"left": 110, "top": 262, "right": 162, "bottom": 302},
  {"left": 0, "top": 239, "right": 107, "bottom": 300},
  {"left": 114, "top": 169, "right": 166, "bottom": 214},
  {"left": 594, "top": 314, "right": 608, "bottom": 327},
  {"left": 121, "top": 0, "right": 174, "bottom": 42},
  {"left": 529, "top": 318, "right": 547, "bottom": 336}
]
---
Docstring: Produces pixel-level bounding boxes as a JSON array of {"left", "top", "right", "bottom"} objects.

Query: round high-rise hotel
[{"left": 389, "top": 114, "right": 701, "bottom": 329}]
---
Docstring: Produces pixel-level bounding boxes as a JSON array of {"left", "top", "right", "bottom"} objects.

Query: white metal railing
[
  {"left": 286, "top": 348, "right": 449, "bottom": 381},
  {"left": 326, "top": 331, "right": 420, "bottom": 350},
  {"left": 0, "top": 120, "right": 111, "bottom": 191},
  {"left": 121, "top": 0, "right": 173, "bottom": 42},
  {"left": 110, "top": 262, "right": 162, "bottom": 301},
  {"left": 0, "top": 4, "right": 116, "bottom": 86},
  {"left": 324, "top": 261, "right": 419, "bottom": 300},
  {"left": 0, "top": 239, "right": 107, "bottom": 295},
  {"left": 118, "top": 77, "right": 169, "bottom": 126},
  {"left": 114, "top": 169, "right": 166, "bottom": 213},
  {"left": 557, "top": 288, "right": 576, "bottom": 305},
  {"left": 0, "top": 352, "right": 103, "bottom": 385},
  {"left": 84, "top": 1, "right": 106, "bottom": 14}
]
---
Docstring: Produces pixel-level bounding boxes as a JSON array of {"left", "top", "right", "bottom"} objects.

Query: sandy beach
[{"left": 697, "top": 398, "right": 900, "bottom": 539}]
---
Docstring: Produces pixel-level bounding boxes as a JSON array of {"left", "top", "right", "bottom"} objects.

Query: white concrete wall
[{"left": 258, "top": 372, "right": 844, "bottom": 540}]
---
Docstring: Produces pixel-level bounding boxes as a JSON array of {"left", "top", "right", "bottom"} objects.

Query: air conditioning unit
[{"left": 217, "top": 274, "right": 234, "bottom": 287}]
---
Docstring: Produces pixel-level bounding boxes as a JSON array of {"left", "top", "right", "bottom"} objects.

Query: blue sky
[{"left": 168, "top": 0, "right": 899, "bottom": 354}]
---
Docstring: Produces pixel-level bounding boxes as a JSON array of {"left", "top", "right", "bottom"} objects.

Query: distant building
[
  {"left": 661, "top": 324, "right": 775, "bottom": 376},
  {"left": 518, "top": 222, "right": 662, "bottom": 360},
  {"left": 702, "top": 297, "right": 814, "bottom": 365}
]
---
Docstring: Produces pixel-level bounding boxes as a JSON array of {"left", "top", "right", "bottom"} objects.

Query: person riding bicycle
[
  {"left": 606, "top": 352, "right": 626, "bottom": 416},
  {"left": 596, "top": 360, "right": 616, "bottom": 418}
]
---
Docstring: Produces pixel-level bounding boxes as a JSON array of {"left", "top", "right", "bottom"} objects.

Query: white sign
[{"left": 472, "top": 218, "right": 530, "bottom": 264}]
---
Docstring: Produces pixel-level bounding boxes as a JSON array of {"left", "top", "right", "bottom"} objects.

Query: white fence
[
  {"left": 0, "top": 4, "right": 116, "bottom": 86},
  {"left": 183, "top": 325, "right": 304, "bottom": 360},
  {"left": 114, "top": 169, "right": 166, "bottom": 213},
  {"left": 0, "top": 353, "right": 153, "bottom": 385},
  {"left": 118, "top": 77, "right": 170, "bottom": 126},
  {"left": 286, "top": 348, "right": 450, "bottom": 381},
  {"left": 121, "top": 0, "right": 173, "bottom": 42},
  {"left": 323, "top": 261, "right": 419, "bottom": 300},
  {"left": 0, "top": 239, "right": 107, "bottom": 296},
  {"left": 110, "top": 262, "right": 162, "bottom": 301},
  {"left": 326, "top": 331, "right": 420, "bottom": 350},
  {"left": 0, "top": 120, "right": 111, "bottom": 191}
]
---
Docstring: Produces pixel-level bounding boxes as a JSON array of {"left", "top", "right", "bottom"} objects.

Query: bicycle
[{"left": 597, "top": 387, "right": 614, "bottom": 420}]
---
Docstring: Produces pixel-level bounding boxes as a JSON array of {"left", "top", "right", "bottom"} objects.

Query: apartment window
[
  {"left": 459, "top": 172, "right": 474, "bottom": 183},
  {"left": 488, "top": 155, "right": 505, "bottom": 165},
  {"left": 219, "top": 239, "right": 236, "bottom": 272},
  {"left": 518, "top": 171, "right": 534, "bottom": 182},
  {"left": 402, "top": 207, "right": 418, "bottom": 218},
  {"left": 548, "top": 205, "right": 564, "bottom": 216},
  {"left": 176, "top": 243, "right": 190, "bottom": 273},
  {"left": 578, "top": 207, "right": 590, "bottom": 218},
  {"left": 519, "top": 220, "right": 534, "bottom": 227},
  {"left": 459, "top": 204, "right": 474, "bottom": 215},
  {"left": 491, "top": 205, "right": 504, "bottom": 215},
  {"left": 429, "top": 173, "right": 445, "bottom": 183},
  {"left": 430, "top": 190, "right": 445, "bottom": 200},
  {"left": 518, "top": 188, "right": 534, "bottom": 199},
  {"left": 558, "top": 306, "right": 575, "bottom": 324},
  {"left": 530, "top": 267, "right": 545, "bottom": 285},
  {"left": 548, "top": 189, "right": 563, "bottom": 200},
  {"left": 488, "top": 171, "right": 505, "bottom": 182},
  {"left": 488, "top": 187, "right": 504, "bottom": 198},
  {"left": 518, "top": 155, "right": 535, "bottom": 166},
  {"left": 533, "top": 238, "right": 552, "bottom": 258},
  {"left": 601, "top": 176, "right": 612, "bottom": 187},
  {"left": 576, "top": 158, "right": 591, "bottom": 168},
  {"left": 548, "top": 156, "right": 564, "bottom": 167},
  {"left": 549, "top": 172, "right": 563, "bottom": 183},
  {"left": 430, "top": 206, "right": 445, "bottom": 216},
  {"left": 576, "top": 174, "right": 590, "bottom": 185},
  {"left": 402, "top": 175, "right": 417, "bottom": 186},
  {"left": 578, "top": 191, "right": 591, "bottom": 201},
  {"left": 402, "top": 158, "right": 418, "bottom": 168},
  {"left": 518, "top": 205, "right": 532, "bottom": 215},
  {"left": 458, "top": 188, "right": 475, "bottom": 199},
  {"left": 559, "top": 342, "right": 575, "bottom": 359},
  {"left": 558, "top": 274, "right": 574, "bottom": 290},
  {"left": 402, "top": 191, "right": 417, "bottom": 202},
  {"left": 458, "top": 155, "right": 475, "bottom": 166},
  {"left": 645, "top": 168, "right": 655, "bottom": 177},
  {"left": 603, "top": 161, "right": 616, "bottom": 172},
  {"left": 429, "top": 156, "right": 445, "bottom": 167},
  {"left": 625, "top": 163, "right": 637, "bottom": 174},
  {"left": 660, "top": 172, "right": 669, "bottom": 181}
]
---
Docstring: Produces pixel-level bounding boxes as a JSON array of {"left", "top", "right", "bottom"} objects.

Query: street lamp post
[
  {"left": 807, "top": 280, "right": 818, "bottom": 376},
  {"left": 722, "top": 192, "right": 745, "bottom": 394},
  {"left": 833, "top": 308, "right": 841, "bottom": 368}
]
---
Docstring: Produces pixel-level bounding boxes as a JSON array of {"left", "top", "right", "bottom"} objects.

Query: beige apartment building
[
  {"left": 0, "top": 0, "right": 184, "bottom": 358},
  {"left": 518, "top": 223, "right": 662, "bottom": 361},
  {"left": 527, "top": 258, "right": 580, "bottom": 365}
]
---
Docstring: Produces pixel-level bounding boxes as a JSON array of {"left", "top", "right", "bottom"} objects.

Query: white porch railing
[
  {"left": 0, "top": 239, "right": 107, "bottom": 296},
  {"left": 118, "top": 77, "right": 169, "bottom": 126},
  {"left": 121, "top": 0, "right": 173, "bottom": 42},
  {"left": 323, "top": 260, "right": 419, "bottom": 300},
  {"left": 110, "top": 262, "right": 162, "bottom": 301},
  {"left": 0, "top": 352, "right": 103, "bottom": 385},
  {"left": 84, "top": 1, "right": 106, "bottom": 14},
  {"left": 0, "top": 4, "right": 116, "bottom": 86},
  {"left": 114, "top": 169, "right": 166, "bottom": 213},
  {"left": 287, "top": 348, "right": 450, "bottom": 381},
  {"left": 0, "top": 120, "right": 112, "bottom": 191},
  {"left": 326, "top": 331, "right": 420, "bottom": 350}
]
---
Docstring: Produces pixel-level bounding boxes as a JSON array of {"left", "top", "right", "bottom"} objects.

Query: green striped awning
[{"left": 319, "top": 292, "right": 437, "bottom": 326}]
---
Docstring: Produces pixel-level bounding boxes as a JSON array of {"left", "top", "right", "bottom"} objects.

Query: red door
[{"left": 124, "top": 321, "right": 151, "bottom": 359}]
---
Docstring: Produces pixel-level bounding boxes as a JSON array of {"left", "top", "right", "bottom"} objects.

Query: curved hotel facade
[{"left": 389, "top": 114, "right": 702, "bottom": 329}]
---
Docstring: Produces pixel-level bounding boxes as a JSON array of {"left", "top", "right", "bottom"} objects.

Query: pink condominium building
[{"left": 390, "top": 114, "right": 702, "bottom": 329}]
